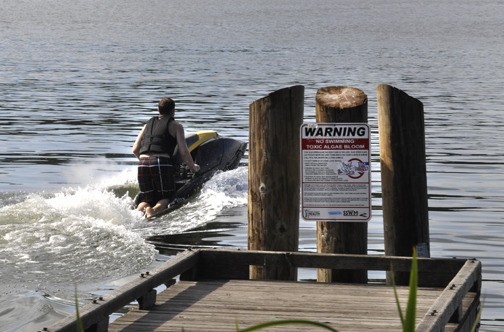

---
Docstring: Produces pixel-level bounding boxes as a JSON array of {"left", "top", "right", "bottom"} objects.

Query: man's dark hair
[{"left": 158, "top": 97, "right": 175, "bottom": 115}]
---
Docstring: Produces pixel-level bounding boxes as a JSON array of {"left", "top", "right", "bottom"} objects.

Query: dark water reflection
[{"left": 148, "top": 221, "right": 245, "bottom": 255}]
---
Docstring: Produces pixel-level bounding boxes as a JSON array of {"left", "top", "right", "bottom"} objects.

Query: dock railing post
[
  {"left": 377, "top": 84, "right": 430, "bottom": 285},
  {"left": 315, "top": 86, "right": 368, "bottom": 284},
  {"left": 248, "top": 85, "right": 304, "bottom": 281}
]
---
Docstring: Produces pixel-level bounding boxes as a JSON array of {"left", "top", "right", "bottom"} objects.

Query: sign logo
[{"left": 303, "top": 209, "right": 321, "bottom": 218}]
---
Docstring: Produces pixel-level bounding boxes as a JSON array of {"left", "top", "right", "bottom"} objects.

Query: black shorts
[{"left": 137, "top": 156, "right": 176, "bottom": 206}]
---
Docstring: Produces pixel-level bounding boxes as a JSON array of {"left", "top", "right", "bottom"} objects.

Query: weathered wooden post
[
  {"left": 315, "top": 86, "right": 368, "bottom": 283},
  {"left": 248, "top": 85, "right": 304, "bottom": 280},
  {"left": 377, "top": 84, "right": 430, "bottom": 285}
]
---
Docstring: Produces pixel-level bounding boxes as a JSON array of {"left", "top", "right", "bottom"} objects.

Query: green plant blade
[
  {"left": 391, "top": 269, "right": 405, "bottom": 325},
  {"left": 404, "top": 248, "right": 418, "bottom": 332},
  {"left": 74, "top": 285, "right": 84, "bottom": 332},
  {"left": 238, "top": 319, "right": 338, "bottom": 332}
]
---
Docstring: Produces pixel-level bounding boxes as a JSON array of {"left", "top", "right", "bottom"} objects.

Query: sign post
[{"left": 300, "top": 123, "right": 371, "bottom": 222}]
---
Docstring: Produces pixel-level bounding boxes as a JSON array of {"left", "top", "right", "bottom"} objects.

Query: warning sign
[{"left": 300, "top": 123, "right": 371, "bottom": 221}]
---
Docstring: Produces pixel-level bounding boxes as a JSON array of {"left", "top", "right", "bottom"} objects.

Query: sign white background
[{"left": 300, "top": 123, "right": 371, "bottom": 221}]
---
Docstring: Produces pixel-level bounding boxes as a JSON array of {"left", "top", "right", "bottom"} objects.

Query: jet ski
[{"left": 134, "top": 130, "right": 247, "bottom": 219}]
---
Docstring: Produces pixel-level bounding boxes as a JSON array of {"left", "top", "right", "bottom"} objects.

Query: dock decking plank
[
  {"left": 46, "top": 250, "right": 480, "bottom": 332},
  {"left": 109, "top": 279, "right": 444, "bottom": 331}
]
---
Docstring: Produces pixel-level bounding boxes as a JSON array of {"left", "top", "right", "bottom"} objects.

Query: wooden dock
[{"left": 45, "top": 249, "right": 481, "bottom": 332}]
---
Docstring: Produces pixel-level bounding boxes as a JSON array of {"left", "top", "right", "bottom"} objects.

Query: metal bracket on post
[{"left": 138, "top": 289, "right": 157, "bottom": 310}]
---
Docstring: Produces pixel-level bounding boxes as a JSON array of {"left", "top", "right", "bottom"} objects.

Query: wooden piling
[
  {"left": 377, "top": 84, "right": 430, "bottom": 284},
  {"left": 315, "top": 86, "right": 368, "bottom": 283},
  {"left": 248, "top": 85, "right": 304, "bottom": 280}
]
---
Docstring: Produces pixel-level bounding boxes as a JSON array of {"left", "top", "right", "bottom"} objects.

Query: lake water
[{"left": 1, "top": 0, "right": 503, "bottom": 331}]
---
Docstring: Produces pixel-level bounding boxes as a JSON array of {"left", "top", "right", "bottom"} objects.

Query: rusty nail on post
[
  {"left": 99, "top": 296, "right": 104, "bottom": 301},
  {"left": 93, "top": 299, "right": 98, "bottom": 304},
  {"left": 140, "top": 273, "right": 145, "bottom": 278},
  {"left": 146, "top": 271, "right": 150, "bottom": 275}
]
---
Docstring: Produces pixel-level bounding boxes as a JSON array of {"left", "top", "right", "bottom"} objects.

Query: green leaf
[
  {"left": 391, "top": 269, "right": 405, "bottom": 325},
  {"left": 74, "top": 285, "right": 84, "bottom": 332},
  {"left": 404, "top": 248, "right": 418, "bottom": 332},
  {"left": 238, "top": 319, "right": 338, "bottom": 332}
]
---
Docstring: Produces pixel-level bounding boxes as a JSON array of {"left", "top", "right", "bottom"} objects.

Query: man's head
[{"left": 158, "top": 97, "right": 175, "bottom": 115}]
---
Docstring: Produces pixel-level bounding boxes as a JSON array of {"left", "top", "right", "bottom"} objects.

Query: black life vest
[{"left": 138, "top": 116, "right": 177, "bottom": 156}]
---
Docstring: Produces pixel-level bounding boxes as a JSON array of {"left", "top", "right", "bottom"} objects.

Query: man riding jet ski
[
  {"left": 134, "top": 130, "right": 247, "bottom": 219},
  {"left": 132, "top": 97, "right": 246, "bottom": 219}
]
